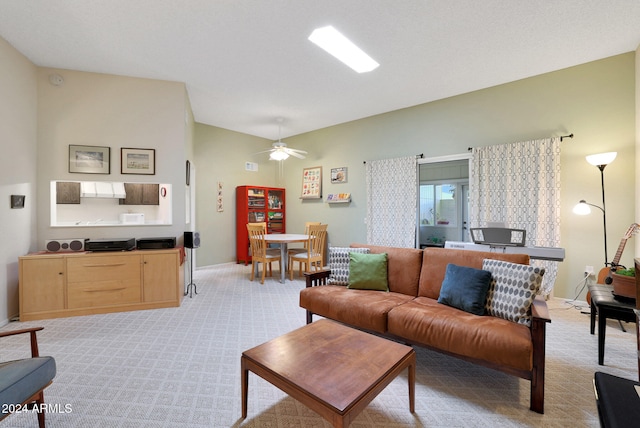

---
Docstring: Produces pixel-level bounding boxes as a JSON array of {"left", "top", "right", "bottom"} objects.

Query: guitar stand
[{"left": 185, "top": 247, "right": 198, "bottom": 298}]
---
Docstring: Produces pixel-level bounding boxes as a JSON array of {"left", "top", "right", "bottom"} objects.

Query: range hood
[{"left": 81, "top": 181, "right": 126, "bottom": 198}]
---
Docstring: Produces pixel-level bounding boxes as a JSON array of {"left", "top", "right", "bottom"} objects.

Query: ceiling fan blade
[
  {"left": 284, "top": 147, "right": 308, "bottom": 155},
  {"left": 253, "top": 148, "right": 275, "bottom": 155},
  {"left": 287, "top": 151, "right": 306, "bottom": 159}
]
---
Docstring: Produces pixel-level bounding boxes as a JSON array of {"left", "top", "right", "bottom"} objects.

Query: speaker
[
  {"left": 45, "top": 239, "right": 85, "bottom": 252},
  {"left": 184, "top": 231, "right": 200, "bottom": 248}
]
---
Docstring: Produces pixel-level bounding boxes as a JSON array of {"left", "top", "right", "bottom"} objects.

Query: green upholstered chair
[{"left": 0, "top": 327, "right": 56, "bottom": 428}]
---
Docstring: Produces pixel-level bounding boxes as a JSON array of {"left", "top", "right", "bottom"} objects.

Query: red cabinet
[{"left": 236, "top": 186, "right": 286, "bottom": 264}]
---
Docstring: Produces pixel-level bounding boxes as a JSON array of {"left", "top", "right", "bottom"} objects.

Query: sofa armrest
[
  {"left": 304, "top": 269, "right": 331, "bottom": 288},
  {"left": 529, "top": 295, "right": 550, "bottom": 413},
  {"left": 531, "top": 295, "right": 551, "bottom": 323}
]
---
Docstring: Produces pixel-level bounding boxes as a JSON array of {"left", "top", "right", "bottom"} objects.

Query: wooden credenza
[{"left": 19, "top": 249, "right": 183, "bottom": 321}]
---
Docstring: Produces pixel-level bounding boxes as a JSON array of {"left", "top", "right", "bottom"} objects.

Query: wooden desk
[
  {"left": 265, "top": 233, "right": 310, "bottom": 283},
  {"left": 241, "top": 319, "right": 415, "bottom": 427}
]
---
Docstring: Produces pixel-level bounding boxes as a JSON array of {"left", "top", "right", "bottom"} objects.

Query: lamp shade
[
  {"left": 573, "top": 201, "right": 591, "bottom": 215},
  {"left": 586, "top": 152, "right": 617, "bottom": 167}
]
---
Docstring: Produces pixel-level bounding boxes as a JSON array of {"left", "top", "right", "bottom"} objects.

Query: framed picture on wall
[
  {"left": 301, "top": 166, "right": 322, "bottom": 199},
  {"left": 69, "top": 145, "right": 111, "bottom": 174},
  {"left": 331, "top": 167, "right": 347, "bottom": 183},
  {"left": 121, "top": 148, "right": 156, "bottom": 175}
]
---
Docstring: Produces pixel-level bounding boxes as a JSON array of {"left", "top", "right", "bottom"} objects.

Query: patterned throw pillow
[
  {"left": 482, "top": 259, "right": 545, "bottom": 326},
  {"left": 327, "top": 247, "right": 370, "bottom": 285}
]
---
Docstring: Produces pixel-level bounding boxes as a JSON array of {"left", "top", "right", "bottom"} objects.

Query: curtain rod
[
  {"left": 363, "top": 153, "right": 423, "bottom": 164},
  {"left": 467, "top": 133, "right": 574, "bottom": 151}
]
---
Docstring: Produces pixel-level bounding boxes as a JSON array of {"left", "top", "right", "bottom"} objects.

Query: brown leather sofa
[{"left": 299, "top": 244, "right": 550, "bottom": 413}]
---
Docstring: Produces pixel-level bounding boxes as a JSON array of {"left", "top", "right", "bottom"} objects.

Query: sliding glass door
[{"left": 418, "top": 158, "right": 470, "bottom": 248}]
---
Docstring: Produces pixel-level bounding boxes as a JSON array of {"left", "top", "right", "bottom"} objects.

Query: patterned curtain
[
  {"left": 366, "top": 156, "right": 417, "bottom": 247},
  {"left": 469, "top": 138, "right": 561, "bottom": 295}
]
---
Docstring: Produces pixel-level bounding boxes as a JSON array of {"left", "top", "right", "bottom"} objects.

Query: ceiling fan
[{"left": 256, "top": 118, "right": 307, "bottom": 161}]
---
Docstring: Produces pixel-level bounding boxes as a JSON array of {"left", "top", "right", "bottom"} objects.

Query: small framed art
[
  {"left": 331, "top": 167, "right": 347, "bottom": 183},
  {"left": 121, "top": 148, "right": 156, "bottom": 175},
  {"left": 10, "top": 195, "right": 25, "bottom": 209},
  {"left": 69, "top": 145, "right": 111, "bottom": 174}
]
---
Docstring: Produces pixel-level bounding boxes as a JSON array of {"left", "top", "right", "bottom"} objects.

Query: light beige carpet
[{"left": 1, "top": 262, "right": 637, "bottom": 427}]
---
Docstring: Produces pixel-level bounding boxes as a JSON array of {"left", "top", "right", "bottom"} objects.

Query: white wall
[
  {"left": 0, "top": 52, "right": 194, "bottom": 322},
  {"left": 0, "top": 38, "right": 38, "bottom": 324},
  {"left": 36, "top": 68, "right": 190, "bottom": 245},
  {"left": 193, "top": 124, "right": 276, "bottom": 267}
]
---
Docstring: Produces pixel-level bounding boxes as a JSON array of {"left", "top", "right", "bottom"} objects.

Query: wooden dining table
[{"left": 264, "top": 233, "right": 310, "bottom": 283}]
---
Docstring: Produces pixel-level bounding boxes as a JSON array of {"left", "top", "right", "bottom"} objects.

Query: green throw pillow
[{"left": 347, "top": 252, "right": 389, "bottom": 291}]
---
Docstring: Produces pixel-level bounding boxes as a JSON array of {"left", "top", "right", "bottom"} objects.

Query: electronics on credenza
[
  {"left": 84, "top": 238, "right": 136, "bottom": 252},
  {"left": 136, "top": 237, "right": 177, "bottom": 250},
  {"left": 45, "top": 239, "right": 85, "bottom": 252}
]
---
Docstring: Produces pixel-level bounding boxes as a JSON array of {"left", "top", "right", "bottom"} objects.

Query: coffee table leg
[
  {"left": 241, "top": 357, "right": 248, "bottom": 418},
  {"left": 408, "top": 354, "right": 416, "bottom": 413}
]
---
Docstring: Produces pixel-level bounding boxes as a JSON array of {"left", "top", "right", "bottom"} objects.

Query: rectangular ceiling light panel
[{"left": 308, "top": 25, "right": 379, "bottom": 73}]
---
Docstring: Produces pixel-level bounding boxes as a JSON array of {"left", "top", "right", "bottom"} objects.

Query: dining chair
[
  {"left": 289, "top": 223, "right": 328, "bottom": 280},
  {"left": 0, "top": 327, "right": 56, "bottom": 428},
  {"left": 287, "top": 221, "right": 321, "bottom": 259},
  {"left": 247, "top": 223, "right": 281, "bottom": 284}
]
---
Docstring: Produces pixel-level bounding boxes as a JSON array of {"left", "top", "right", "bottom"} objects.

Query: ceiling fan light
[{"left": 270, "top": 150, "right": 289, "bottom": 161}]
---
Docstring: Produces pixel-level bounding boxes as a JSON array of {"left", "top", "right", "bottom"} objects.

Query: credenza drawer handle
[
  {"left": 82, "top": 263, "right": 127, "bottom": 268},
  {"left": 83, "top": 287, "right": 127, "bottom": 292}
]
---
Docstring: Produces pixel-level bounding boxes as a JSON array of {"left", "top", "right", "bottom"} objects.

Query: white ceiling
[{"left": 1, "top": 1, "right": 639, "bottom": 140}]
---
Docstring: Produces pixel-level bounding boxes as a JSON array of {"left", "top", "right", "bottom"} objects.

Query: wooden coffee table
[{"left": 241, "top": 319, "right": 415, "bottom": 427}]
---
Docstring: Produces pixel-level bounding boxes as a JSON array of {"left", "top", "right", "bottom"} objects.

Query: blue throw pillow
[{"left": 437, "top": 263, "right": 492, "bottom": 315}]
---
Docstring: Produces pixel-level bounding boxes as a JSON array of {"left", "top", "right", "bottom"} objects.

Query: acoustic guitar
[
  {"left": 596, "top": 223, "right": 639, "bottom": 285},
  {"left": 585, "top": 223, "right": 639, "bottom": 304}
]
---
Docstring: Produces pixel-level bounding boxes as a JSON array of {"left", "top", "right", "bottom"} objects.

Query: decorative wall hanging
[
  {"left": 217, "top": 181, "right": 224, "bottom": 212},
  {"left": 331, "top": 167, "right": 348, "bottom": 183},
  {"left": 121, "top": 148, "right": 156, "bottom": 175},
  {"left": 69, "top": 145, "right": 110, "bottom": 174},
  {"left": 301, "top": 166, "right": 322, "bottom": 199}
]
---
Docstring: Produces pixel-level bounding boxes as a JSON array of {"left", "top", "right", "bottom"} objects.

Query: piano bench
[{"left": 588, "top": 283, "right": 636, "bottom": 365}]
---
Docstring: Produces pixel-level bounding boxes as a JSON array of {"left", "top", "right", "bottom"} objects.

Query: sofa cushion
[
  {"left": 327, "top": 247, "right": 370, "bottom": 285},
  {"left": 387, "top": 297, "right": 533, "bottom": 372},
  {"left": 350, "top": 244, "right": 422, "bottom": 296},
  {"left": 418, "top": 248, "right": 530, "bottom": 299},
  {"left": 437, "top": 264, "right": 492, "bottom": 315},
  {"left": 482, "top": 259, "right": 545, "bottom": 326},
  {"left": 347, "top": 252, "right": 389, "bottom": 291},
  {"left": 300, "top": 285, "right": 414, "bottom": 333}
]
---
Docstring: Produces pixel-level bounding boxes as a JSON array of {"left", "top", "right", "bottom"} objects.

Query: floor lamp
[{"left": 573, "top": 151, "right": 617, "bottom": 269}]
